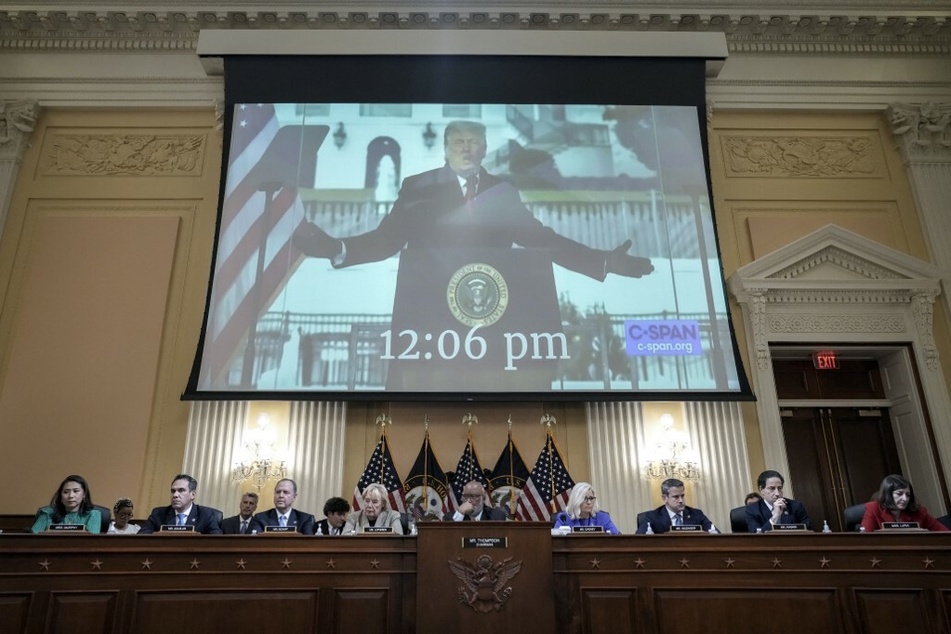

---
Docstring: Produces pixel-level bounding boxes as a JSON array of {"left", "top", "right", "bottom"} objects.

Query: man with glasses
[
  {"left": 445, "top": 480, "right": 507, "bottom": 521},
  {"left": 636, "top": 477, "right": 715, "bottom": 534}
]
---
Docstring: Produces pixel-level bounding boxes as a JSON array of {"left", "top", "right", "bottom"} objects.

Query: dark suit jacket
[
  {"left": 339, "top": 165, "right": 610, "bottom": 280},
  {"left": 443, "top": 506, "right": 508, "bottom": 522},
  {"left": 746, "top": 498, "right": 811, "bottom": 532},
  {"left": 636, "top": 505, "right": 713, "bottom": 534},
  {"left": 315, "top": 519, "right": 346, "bottom": 535},
  {"left": 221, "top": 514, "right": 254, "bottom": 535},
  {"left": 138, "top": 504, "right": 222, "bottom": 535},
  {"left": 249, "top": 508, "right": 316, "bottom": 535}
]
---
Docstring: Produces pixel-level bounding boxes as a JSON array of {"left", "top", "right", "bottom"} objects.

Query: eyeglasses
[
  {"left": 583, "top": 496, "right": 597, "bottom": 502},
  {"left": 461, "top": 494, "right": 483, "bottom": 501}
]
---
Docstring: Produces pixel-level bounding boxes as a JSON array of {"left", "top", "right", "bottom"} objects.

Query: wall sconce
[
  {"left": 645, "top": 414, "right": 700, "bottom": 481},
  {"left": 332, "top": 122, "right": 347, "bottom": 148},
  {"left": 422, "top": 122, "right": 437, "bottom": 149},
  {"left": 231, "top": 413, "right": 287, "bottom": 490}
]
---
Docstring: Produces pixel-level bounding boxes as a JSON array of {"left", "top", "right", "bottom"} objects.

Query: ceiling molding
[{"left": 1, "top": 10, "right": 949, "bottom": 55}]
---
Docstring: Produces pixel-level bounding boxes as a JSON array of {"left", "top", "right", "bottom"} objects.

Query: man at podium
[{"left": 293, "top": 120, "right": 654, "bottom": 391}]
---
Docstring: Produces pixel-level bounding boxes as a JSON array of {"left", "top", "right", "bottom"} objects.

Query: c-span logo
[{"left": 447, "top": 263, "right": 509, "bottom": 328}]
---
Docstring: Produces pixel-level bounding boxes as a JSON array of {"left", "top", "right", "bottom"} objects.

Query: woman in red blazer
[{"left": 860, "top": 474, "right": 948, "bottom": 532}]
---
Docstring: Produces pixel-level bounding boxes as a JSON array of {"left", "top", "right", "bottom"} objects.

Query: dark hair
[
  {"left": 50, "top": 475, "right": 94, "bottom": 524},
  {"left": 242, "top": 491, "right": 259, "bottom": 501},
  {"left": 171, "top": 474, "right": 198, "bottom": 491},
  {"left": 745, "top": 492, "right": 763, "bottom": 504},
  {"left": 113, "top": 497, "right": 134, "bottom": 514},
  {"left": 877, "top": 474, "right": 918, "bottom": 513},
  {"left": 757, "top": 470, "right": 785, "bottom": 489},
  {"left": 323, "top": 496, "right": 350, "bottom": 516},
  {"left": 660, "top": 478, "right": 684, "bottom": 496}
]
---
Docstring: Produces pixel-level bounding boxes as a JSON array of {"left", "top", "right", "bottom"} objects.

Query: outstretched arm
[{"left": 606, "top": 239, "right": 654, "bottom": 278}]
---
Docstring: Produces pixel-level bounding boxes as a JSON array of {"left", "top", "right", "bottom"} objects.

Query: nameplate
[
  {"left": 572, "top": 526, "right": 604, "bottom": 533},
  {"left": 47, "top": 524, "right": 84, "bottom": 532},
  {"left": 263, "top": 526, "right": 299, "bottom": 534},
  {"left": 160, "top": 525, "right": 195, "bottom": 533},
  {"left": 462, "top": 537, "right": 508, "bottom": 548},
  {"left": 772, "top": 523, "right": 808, "bottom": 531},
  {"left": 364, "top": 526, "right": 393, "bottom": 533},
  {"left": 882, "top": 521, "right": 920, "bottom": 530},
  {"left": 670, "top": 524, "right": 703, "bottom": 533}
]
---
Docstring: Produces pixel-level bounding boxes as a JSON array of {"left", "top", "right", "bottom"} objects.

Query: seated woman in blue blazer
[
  {"left": 553, "top": 482, "right": 621, "bottom": 534},
  {"left": 31, "top": 474, "right": 102, "bottom": 533}
]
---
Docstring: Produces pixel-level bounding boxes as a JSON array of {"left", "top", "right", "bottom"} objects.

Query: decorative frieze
[
  {"left": 720, "top": 135, "right": 876, "bottom": 177},
  {"left": 45, "top": 134, "right": 205, "bottom": 176}
]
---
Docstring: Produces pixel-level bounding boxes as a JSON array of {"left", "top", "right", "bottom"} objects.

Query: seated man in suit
[
  {"left": 444, "top": 480, "right": 506, "bottom": 522},
  {"left": 315, "top": 496, "right": 350, "bottom": 536},
  {"left": 221, "top": 491, "right": 259, "bottom": 535},
  {"left": 138, "top": 474, "right": 222, "bottom": 534},
  {"left": 746, "top": 469, "right": 812, "bottom": 532},
  {"left": 249, "top": 478, "right": 316, "bottom": 535},
  {"left": 636, "top": 478, "right": 715, "bottom": 534}
]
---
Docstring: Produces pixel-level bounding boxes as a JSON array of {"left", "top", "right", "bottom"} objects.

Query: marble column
[
  {"left": 888, "top": 103, "right": 951, "bottom": 318},
  {"left": 0, "top": 99, "right": 40, "bottom": 239}
]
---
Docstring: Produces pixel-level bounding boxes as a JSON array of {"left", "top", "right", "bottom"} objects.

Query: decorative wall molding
[
  {"left": 889, "top": 103, "right": 951, "bottom": 164},
  {"left": 45, "top": 133, "right": 206, "bottom": 176},
  {"left": 0, "top": 10, "right": 948, "bottom": 55},
  {"left": 720, "top": 135, "right": 875, "bottom": 177},
  {"left": 729, "top": 223, "right": 950, "bottom": 489}
]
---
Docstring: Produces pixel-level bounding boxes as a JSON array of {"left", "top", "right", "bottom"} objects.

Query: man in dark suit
[
  {"left": 315, "top": 496, "right": 350, "bottom": 536},
  {"left": 444, "top": 481, "right": 507, "bottom": 522},
  {"left": 221, "top": 491, "right": 259, "bottom": 535},
  {"left": 249, "top": 478, "right": 316, "bottom": 535},
  {"left": 138, "top": 473, "right": 222, "bottom": 535},
  {"left": 746, "top": 469, "right": 812, "bottom": 532},
  {"left": 292, "top": 120, "right": 654, "bottom": 390},
  {"left": 636, "top": 477, "right": 715, "bottom": 534}
]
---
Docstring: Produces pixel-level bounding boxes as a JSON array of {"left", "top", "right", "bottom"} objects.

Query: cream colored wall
[
  {"left": 707, "top": 110, "right": 951, "bottom": 478},
  {"left": 1, "top": 106, "right": 946, "bottom": 516},
  {"left": 0, "top": 108, "right": 221, "bottom": 514}
]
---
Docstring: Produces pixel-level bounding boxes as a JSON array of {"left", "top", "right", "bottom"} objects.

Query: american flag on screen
[
  {"left": 515, "top": 431, "right": 576, "bottom": 522},
  {"left": 205, "top": 103, "right": 328, "bottom": 385},
  {"left": 352, "top": 433, "right": 406, "bottom": 514},
  {"left": 448, "top": 436, "right": 491, "bottom": 513}
]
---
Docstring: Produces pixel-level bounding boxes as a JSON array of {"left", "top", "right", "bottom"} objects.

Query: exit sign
[{"left": 812, "top": 351, "right": 840, "bottom": 370}]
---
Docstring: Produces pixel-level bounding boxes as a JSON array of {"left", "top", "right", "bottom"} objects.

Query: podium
[{"left": 416, "top": 521, "right": 556, "bottom": 633}]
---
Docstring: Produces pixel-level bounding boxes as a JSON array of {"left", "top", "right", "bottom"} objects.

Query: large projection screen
[{"left": 185, "top": 54, "right": 753, "bottom": 402}]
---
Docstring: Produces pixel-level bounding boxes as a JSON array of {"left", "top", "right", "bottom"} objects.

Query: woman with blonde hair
[{"left": 553, "top": 482, "right": 620, "bottom": 534}]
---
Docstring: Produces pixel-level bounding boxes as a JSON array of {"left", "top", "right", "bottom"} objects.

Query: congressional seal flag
[
  {"left": 489, "top": 428, "right": 531, "bottom": 519},
  {"left": 403, "top": 425, "right": 450, "bottom": 520},
  {"left": 515, "top": 426, "right": 575, "bottom": 522},
  {"left": 352, "top": 417, "right": 406, "bottom": 514}
]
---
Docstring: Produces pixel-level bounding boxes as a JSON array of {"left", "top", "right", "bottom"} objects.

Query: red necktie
[{"left": 465, "top": 176, "right": 477, "bottom": 203}]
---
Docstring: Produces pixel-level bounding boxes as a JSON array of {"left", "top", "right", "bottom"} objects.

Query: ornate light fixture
[
  {"left": 231, "top": 414, "right": 287, "bottom": 490},
  {"left": 645, "top": 414, "right": 700, "bottom": 481},
  {"left": 422, "top": 122, "right": 437, "bottom": 149},
  {"left": 332, "top": 122, "right": 347, "bottom": 148}
]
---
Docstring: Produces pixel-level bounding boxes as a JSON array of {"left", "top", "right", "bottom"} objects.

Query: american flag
[
  {"left": 352, "top": 433, "right": 406, "bottom": 514},
  {"left": 449, "top": 437, "right": 490, "bottom": 513},
  {"left": 403, "top": 431, "right": 450, "bottom": 520},
  {"left": 515, "top": 431, "right": 576, "bottom": 522},
  {"left": 488, "top": 431, "right": 531, "bottom": 519},
  {"left": 203, "top": 103, "right": 327, "bottom": 387}
]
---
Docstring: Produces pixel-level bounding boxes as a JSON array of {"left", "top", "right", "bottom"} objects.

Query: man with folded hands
[
  {"left": 138, "top": 474, "right": 222, "bottom": 535},
  {"left": 636, "top": 477, "right": 715, "bottom": 534}
]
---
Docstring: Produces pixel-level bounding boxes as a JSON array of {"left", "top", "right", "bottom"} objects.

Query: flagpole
[
  {"left": 376, "top": 412, "right": 391, "bottom": 488},
  {"left": 541, "top": 413, "right": 557, "bottom": 517},
  {"left": 422, "top": 414, "right": 429, "bottom": 517},
  {"left": 507, "top": 414, "right": 518, "bottom": 520},
  {"left": 462, "top": 412, "right": 478, "bottom": 483}
]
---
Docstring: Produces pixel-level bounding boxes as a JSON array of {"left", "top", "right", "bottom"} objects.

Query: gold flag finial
[
  {"left": 462, "top": 412, "right": 479, "bottom": 428},
  {"left": 540, "top": 413, "right": 557, "bottom": 428},
  {"left": 423, "top": 414, "right": 430, "bottom": 431},
  {"left": 507, "top": 414, "right": 513, "bottom": 430},
  {"left": 375, "top": 413, "right": 392, "bottom": 428}
]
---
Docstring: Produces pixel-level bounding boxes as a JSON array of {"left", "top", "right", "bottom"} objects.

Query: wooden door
[{"left": 781, "top": 407, "right": 902, "bottom": 531}]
